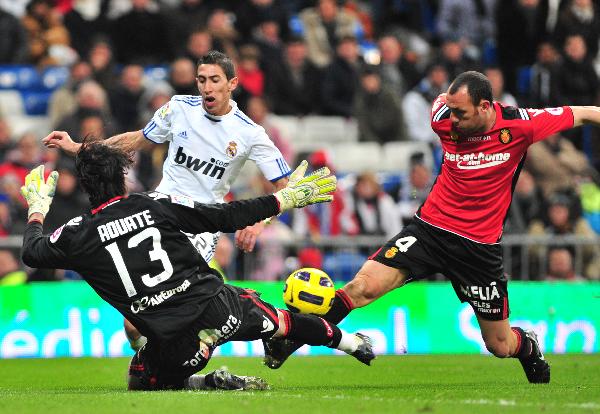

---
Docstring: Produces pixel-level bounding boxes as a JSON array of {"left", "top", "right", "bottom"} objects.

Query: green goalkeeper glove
[
  {"left": 20, "top": 165, "right": 59, "bottom": 219},
  {"left": 274, "top": 160, "right": 337, "bottom": 213}
]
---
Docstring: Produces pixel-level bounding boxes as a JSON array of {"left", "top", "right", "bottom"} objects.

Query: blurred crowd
[{"left": 1, "top": 0, "right": 600, "bottom": 284}]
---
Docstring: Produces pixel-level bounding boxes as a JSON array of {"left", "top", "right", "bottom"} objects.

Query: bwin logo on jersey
[{"left": 175, "top": 146, "right": 229, "bottom": 179}]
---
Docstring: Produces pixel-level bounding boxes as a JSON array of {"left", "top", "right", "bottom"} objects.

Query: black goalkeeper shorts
[
  {"left": 129, "top": 285, "right": 279, "bottom": 389},
  {"left": 370, "top": 217, "right": 509, "bottom": 321}
]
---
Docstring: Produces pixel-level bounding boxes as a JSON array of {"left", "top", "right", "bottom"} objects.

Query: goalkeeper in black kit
[{"left": 20, "top": 141, "right": 374, "bottom": 391}]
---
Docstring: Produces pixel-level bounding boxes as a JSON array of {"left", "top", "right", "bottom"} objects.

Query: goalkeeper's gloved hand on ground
[
  {"left": 274, "top": 160, "right": 337, "bottom": 213},
  {"left": 20, "top": 165, "right": 59, "bottom": 219}
]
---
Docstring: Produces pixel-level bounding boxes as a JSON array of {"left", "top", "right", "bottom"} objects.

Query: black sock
[
  {"left": 322, "top": 289, "right": 354, "bottom": 324},
  {"left": 203, "top": 372, "right": 217, "bottom": 388},
  {"left": 284, "top": 310, "right": 342, "bottom": 348},
  {"left": 511, "top": 327, "right": 532, "bottom": 359}
]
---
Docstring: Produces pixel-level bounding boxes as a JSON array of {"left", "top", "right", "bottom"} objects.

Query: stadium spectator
[
  {"left": 0, "top": 133, "right": 45, "bottom": 185},
  {"left": 110, "top": 0, "right": 171, "bottom": 64},
  {"left": 321, "top": 35, "right": 363, "bottom": 117},
  {"left": 163, "top": 0, "right": 213, "bottom": 58},
  {"left": 0, "top": 118, "right": 15, "bottom": 160},
  {"left": 206, "top": 8, "right": 239, "bottom": 60},
  {"left": 183, "top": 29, "right": 213, "bottom": 63},
  {"left": 553, "top": 0, "right": 600, "bottom": 61},
  {"left": 485, "top": 67, "right": 518, "bottom": 107},
  {"left": 0, "top": 194, "right": 11, "bottom": 236},
  {"left": 496, "top": 0, "right": 549, "bottom": 94},
  {"left": 19, "top": 144, "right": 371, "bottom": 390},
  {"left": 525, "top": 132, "right": 592, "bottom": 198},
  {"left": 544, "top": 247, "right": 585, "bottom": 281},
  {"left": 234, "top": 45, "right": 265, "bottom": 110},
  {"left": 42, "top": 159, "right": 88, "bottom": 234},
  {"left": 526, "top": 41, "right": 563, "bottom": 107},
  {"left": 234, "top": 0, "right": 290, "bottom": 43},
  {"left": 0, "top": 6, "right": 28, "bottom": 63},
  {"left": 396, "top": 161, "right": 434, "bottom": 226},
  {"left": 402, "top": 62, "right": 449, "bottom": 145},
  {"left": 505, "top": 169, "right": 546, "bottom": 234},
  {"left": 109, "top": 64, "right": 146, "bottom": 132},
  {"left": 299, "top": 0, "right": 357, "bottom": 68},
  {"left": 48, "top": 60, "right": 93, "bottom": 127},
  {"left": 353, "top": 65, "right": 405, "bottom": 144},
  {"left": 436, "top": 0, "right": 497, "bottom": 56},
  {"left": 438, "top": 38, "right": 480, "bottom": 80},
  {"left": 211, "top": 234, "right": 234, "bottom": 280},
  {"left": 0, "top": 250, "right": 27, "bottom": 286},
  {"left": 246, "top": 96, "right": 295, "bottom": 165},
  {"left": 291, "top": 150, "right": 355, "bottom": 238},
  {"left": 369, "top": 0, "right": 429, "bottom": 35},
  {"left": 55, "top": 80, "right": 117, "bottom": 137},
  {"left": 168, "top": 57, "right": 197, "bottom": 96},
  {"left": 297, "top": 246, "right": 324, "bottom": 269},
  {"left": 63, "top": 0, "right": 111, "bottom": 58},
  {"left": 0, "top": 133, "right": 46, "bottom": 234},
  {"left": 78, "top": 111, "right": 107, "bottom": 140},
  {"left": 343, "top": 0, "right": 374, "bottom": 40},
  {"left": 264, "top": 35, "right": 322, "bottom": 116},
  {"left": 22, "top": 0, "right": 74, "bottom": 66},
  {"left": 252, "top": 15, "right": 285, "bottom": 70},
  {"left": 557, "top": 34, "right": 599, "bottom": 107},
  {"left": 88, "top": 37, "right": 118, "bottom": 90},
  {"left": 529, "top": 192, "right": 600, "bottom": 280},
  {"left": 263, "top": 70, "right": 600, "bottom": 383},
  {"left": 346, "top": 171, "right": 400, "bottom": 238},
  {"left": 377, "top": 34, "right": 421, "bottom": 97}
]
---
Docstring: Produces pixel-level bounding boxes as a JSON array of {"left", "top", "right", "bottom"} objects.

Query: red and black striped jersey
[{"left": 418, "top": 94, "right": 574, "bottom": 244}]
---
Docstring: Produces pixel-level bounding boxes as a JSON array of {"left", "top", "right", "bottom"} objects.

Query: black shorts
[
  {"left": 128, "top": 285, "right": 279, "bottom": 389},
  {"left": 370, "top": 217, "right": 509, "bottom": 321}
]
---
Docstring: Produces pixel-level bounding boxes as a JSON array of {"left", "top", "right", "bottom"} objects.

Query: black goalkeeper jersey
[{"left": 22, "top": 191, "right": 279, "bottom": 341}]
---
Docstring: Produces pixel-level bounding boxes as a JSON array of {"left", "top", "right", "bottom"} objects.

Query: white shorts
[{"left": 182, "top": 231, "right": 221, "bottom": 263}]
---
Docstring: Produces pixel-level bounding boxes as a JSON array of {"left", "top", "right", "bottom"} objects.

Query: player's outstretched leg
[
  {"left": 186, "top": 368, "right": 269, "bottom": 391},
  {"left": 270, "top": 308, "right": 374, "bottom": 366},
  {"left": 264, "top": 289, "right": 355, "bottom": 369},
  {"left": 515, "top": 328, "right": 550, "bottom": 384}
]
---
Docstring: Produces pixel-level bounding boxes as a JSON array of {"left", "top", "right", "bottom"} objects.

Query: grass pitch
[{"left": 0, "top": 354, "right": 598, "bottom": 414}]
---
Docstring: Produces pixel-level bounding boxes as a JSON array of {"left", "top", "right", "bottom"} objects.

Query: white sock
[{"left": 336, "top": 331, "right": 359, "bottom": 354}]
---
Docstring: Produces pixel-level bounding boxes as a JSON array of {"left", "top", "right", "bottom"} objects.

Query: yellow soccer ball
[{"left": 283, "top": 268, "right": 335, "bottom": 315}]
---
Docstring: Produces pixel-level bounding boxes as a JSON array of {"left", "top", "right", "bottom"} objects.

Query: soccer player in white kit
[{"left": 43, "top": 51, "right": 291, "bottom": 349}]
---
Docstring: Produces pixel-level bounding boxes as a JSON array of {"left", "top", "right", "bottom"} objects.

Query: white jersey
[
  {"left": 142, "top": 95, "right": 291, "bottom": 261},
  {"left": 142, "top": 95, "right": 291, "bottom": 204}
]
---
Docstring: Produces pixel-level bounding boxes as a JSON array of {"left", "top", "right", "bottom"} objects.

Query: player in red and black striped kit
[
  {"left": 19, "top": 141, "right": 374, "bottom": 391},
  {"left": 264, "top": 71, "right": 600, "bottom": 383}
]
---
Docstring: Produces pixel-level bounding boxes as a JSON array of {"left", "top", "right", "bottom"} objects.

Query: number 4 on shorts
[{"left": 395, "top": 236, "right": 417, "bottom": 252}]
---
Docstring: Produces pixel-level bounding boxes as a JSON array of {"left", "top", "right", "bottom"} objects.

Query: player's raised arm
[
  {"left": 571, "top": 106, "right": 600, "bottom": 128},
  {"left": 42, "top": 130, "right": 151, "bottom": 156},
  {"left": 168, "top": 161, "right": 337, "bottom": 234}
]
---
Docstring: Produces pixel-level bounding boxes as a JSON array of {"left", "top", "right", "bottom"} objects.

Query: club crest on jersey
[
  {"left": 499, "top": 128, "right": 512, "bottom": 144},
  {"left": 385, "top": 247, "right": 398, "bottom": 259},
  {"left": 450, "top": 130, "right": 459, "bottom": 142},
  {"left": 226, "top": 141, "right": 238, "bottom": 158}
]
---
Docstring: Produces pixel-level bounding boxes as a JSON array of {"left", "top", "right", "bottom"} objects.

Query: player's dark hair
[
  {"left": 75, "top": 138, "right": 134, "bottom": 207},
  {"left": 448, "top": 71, "right": 493, "bottom": 106},
  {"left": 197, "top": 50, "right": 236, "bottom": 80}
]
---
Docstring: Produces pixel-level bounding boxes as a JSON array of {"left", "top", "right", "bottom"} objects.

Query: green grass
[{"left": 0, "top": 354, "right": 599, "bottom": 414}]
